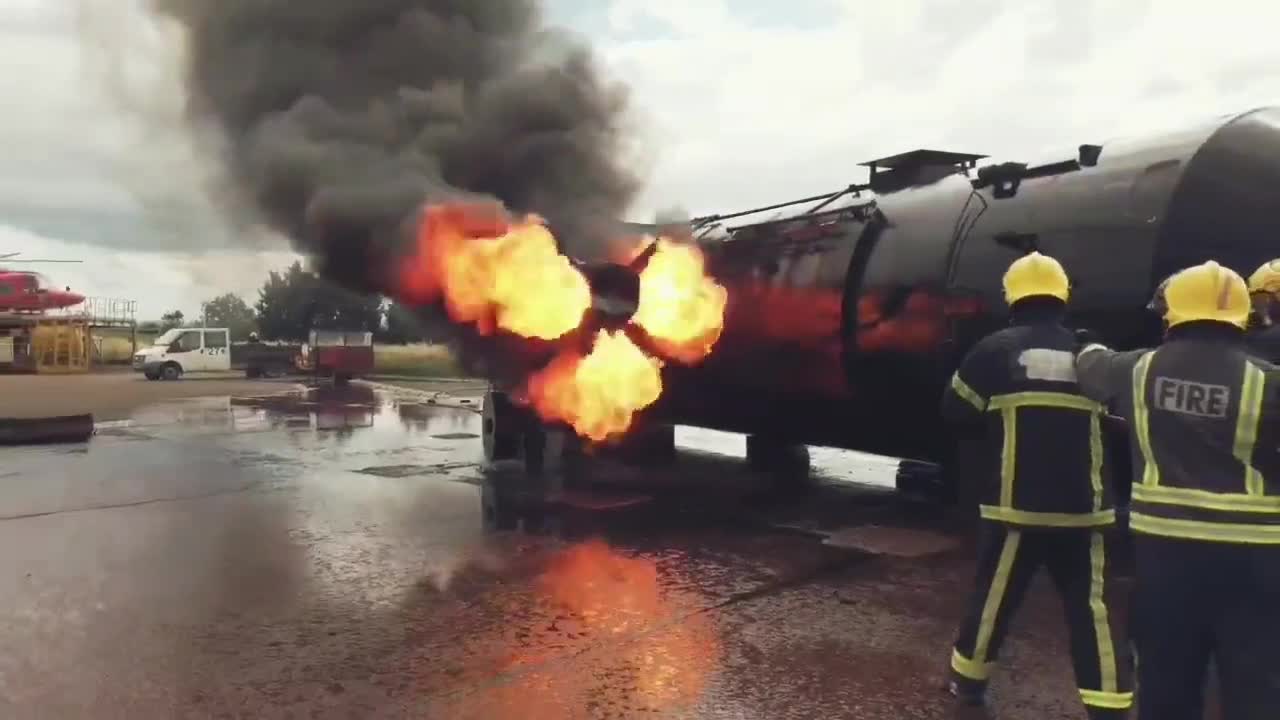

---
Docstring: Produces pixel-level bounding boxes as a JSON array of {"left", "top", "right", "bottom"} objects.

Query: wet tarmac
[{"left": 0, "top": 384, "right": 1122, "bottom": 719}]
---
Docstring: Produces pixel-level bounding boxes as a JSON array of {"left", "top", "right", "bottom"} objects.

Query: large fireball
[{"left": 395, "top": 202, "right": 728, "bottom": 442}]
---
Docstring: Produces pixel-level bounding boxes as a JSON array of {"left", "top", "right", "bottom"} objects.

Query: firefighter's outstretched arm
[
  {"left": 1075, "top": 342, "right": 1148, "bottom": 404},
  {"left": 941, "top": 341, "right": 995, "bottom": 423},
  {"left": 1258, "top": 366, "right": 1280, "bottom": 489}
]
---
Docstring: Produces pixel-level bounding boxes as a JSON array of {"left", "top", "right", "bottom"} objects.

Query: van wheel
[{"left": 161, "top": 363, "right": 182, "bottom": 381}]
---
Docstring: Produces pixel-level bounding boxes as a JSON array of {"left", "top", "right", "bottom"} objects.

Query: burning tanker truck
[{"left": 388, "top": 107, "right": 1280, "bottom": 500}]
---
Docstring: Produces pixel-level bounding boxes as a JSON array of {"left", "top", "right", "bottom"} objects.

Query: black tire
[
  {"left": 144, "top": 370, "right": 160, "bottom": 381},
  {"left": 611, "top": 423, "right": 677, "bottom": 466},
  {"left": 482, "top": 389, "right": 520, "bottom": 463},
  {"left": 746, "top": 434, "right": 813, "bottom": 488},
  {"left": 245, "top": 366, "right": 262, "bottom": 379},
  {"left": 481, "top": 482, "right": 519, "bottom": 532},
  {"left": 160, "top": 363, "right": 182, "bottom": 381},
  {"left": 895, "top": 460, "right": 947, "bottom": 502}
]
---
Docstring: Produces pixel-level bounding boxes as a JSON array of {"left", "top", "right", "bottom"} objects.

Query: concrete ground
[
  {"left": 0, "top": 372, "right": 303, "bottom": 421},
  {"left": 0, "top": 382, "right": 1181, "bottom": 719}
]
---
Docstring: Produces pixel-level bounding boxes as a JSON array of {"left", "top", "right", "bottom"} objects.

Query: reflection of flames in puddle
[{"left": 462, "top": 539, "right": 722, "bottom": 718}]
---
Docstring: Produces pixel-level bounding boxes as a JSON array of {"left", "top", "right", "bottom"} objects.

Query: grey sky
[{"left": 3, "top": 0, "right": 1280, "bottom": 318}]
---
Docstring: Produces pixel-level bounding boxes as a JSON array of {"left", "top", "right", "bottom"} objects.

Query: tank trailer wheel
[
  {"left": 746, "top": 434, "right": 813, "bottom": 489},
  {"left": 894, "top": 459, "right": 947, "bottom": 503},
  {"left": 161, "top": 363, "right": 182, "bottom": 381},
  {"left": 482, "top": 389, "right": 520, "bottom": 463},
  {"left": 481, "top": 481, "right": 519, "bottom": 532}
]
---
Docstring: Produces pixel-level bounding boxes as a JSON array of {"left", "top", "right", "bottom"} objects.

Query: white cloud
[{"left": 590, "top": 0, "right": 1280, "bottom": 219}]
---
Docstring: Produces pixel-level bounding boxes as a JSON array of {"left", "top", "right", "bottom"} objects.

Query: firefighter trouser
[
  {"left": 1131, "top": 535, "right": 1280, "bottom": 720},
  {"left": 951, "top": 522, "right": 1133, "bottom": 712}
]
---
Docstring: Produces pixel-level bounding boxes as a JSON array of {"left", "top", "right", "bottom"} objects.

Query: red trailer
[{"left": 299, "top": 330, "right": 374, "bottom": 386}]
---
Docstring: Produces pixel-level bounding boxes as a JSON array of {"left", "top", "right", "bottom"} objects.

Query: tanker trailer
[{"left": 483, "top": 106, "right": 1280, "bottom": 494}]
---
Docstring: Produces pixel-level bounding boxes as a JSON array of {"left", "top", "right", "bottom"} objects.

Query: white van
[{"left": 132, "top": 327, "right": 231, "bottom": 380}]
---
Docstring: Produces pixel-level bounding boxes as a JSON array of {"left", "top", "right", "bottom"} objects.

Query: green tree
[
  {"left": 201, "top": 293, "right": 257, "bottom": 340},
  {"left": 254, "top": 261, "right": 384, "bottom": 341},
  {"left": 159, "top": 309, "right": 185, "bottom": 331},
  {"left": 255, "top": 262, "right": 308, "bottom": 341}
]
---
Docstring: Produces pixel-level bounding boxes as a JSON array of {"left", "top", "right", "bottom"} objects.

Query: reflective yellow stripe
[
  {"left": 1130, "top": 512, "right": 1280, "bottom": 544},
  {"left": 951, "top": 373, "right": 986, "bottom": 411},
  {"left": 987, "top": 391, "right": 1103, "bottom": 413},
  {"left": 999, "top": 408, "right": 1016, "bottom": 506},
  {"left": 1088, "top": 533, "right": 1119, "bottom": 696},
  {"left": 980, "top": 506, "right": 1115, "bottom": 527},
  {"left": 971, "top": 530, "right": 1021, "bottom": 668},
  {"left": 1132, "top": 352, "right": 1159, "bottom": 486},
  {"left": 1234, "top": 364, "right": 1266, "bottom": 495},
  {"left": 1132, "top": 484, "right": 1280, "bottom": 513},
  {"left": 1080, "top": 689, "right": 1133, "bottom": 709},
  {"left": 1089, "top": 412, "right": 1103, "bottom": 512},
  {"left": 950, "top": 648, "right": 993, "bottom": 681}
]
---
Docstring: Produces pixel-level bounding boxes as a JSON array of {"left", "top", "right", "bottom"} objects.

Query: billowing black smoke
[{"left": 149, "top": 0, "right": 641, "bottom": 293}]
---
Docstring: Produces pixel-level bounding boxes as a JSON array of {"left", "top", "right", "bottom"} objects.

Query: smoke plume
[{"left": 148, "top": 0, "right": 642, "bottom": 293}]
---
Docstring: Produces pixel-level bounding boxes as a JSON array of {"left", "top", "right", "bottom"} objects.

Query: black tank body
[{"left": 650, "top": 107, "right": 1280, "bottom": 463}]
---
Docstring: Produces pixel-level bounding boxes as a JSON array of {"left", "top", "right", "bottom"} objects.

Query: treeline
[{"left": 141, "top": 261, "right": 440, "bottom": 344}]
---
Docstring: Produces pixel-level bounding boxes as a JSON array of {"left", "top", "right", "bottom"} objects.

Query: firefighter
[
  {"left": 1246, "top": 259, "right": 1280, "bottom": 362},
  {"left": 1075, "top": 260, "right": 1280, "bottom": 720},
  {"left": 943, "top": 251, "right": 1132, "bottom": 718}
]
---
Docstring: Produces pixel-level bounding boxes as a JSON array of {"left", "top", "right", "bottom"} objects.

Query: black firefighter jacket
[
  {"left": 1247, "top": 324, "right": 1280, "bottom": 364},
  {"left": 1076, "top": 322, "right": 1280, "bottom": 544},
  {"left": 942, "top": 302, "right": 1115, "bottom": 528}
]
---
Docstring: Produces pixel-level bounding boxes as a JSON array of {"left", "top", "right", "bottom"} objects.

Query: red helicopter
[{"left": 0, "top": 252, "right": 86, "bottom": 313}]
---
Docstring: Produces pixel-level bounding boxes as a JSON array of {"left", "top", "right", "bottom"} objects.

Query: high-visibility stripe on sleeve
[
  {"left": 1234, "top": 364, "right": 1266, "bottom": 496},
  {"left": 951, "top": 373, "right": 986, "bottom": 411},
  {"left": 1089, "top": 412, "right": 1104, "bottom": 512},
  {"left": 1131, "top": 352, "right": 1159, "bottom": 486},
  {"left": 1129, "top": 512, "right": 1280, "bottom": 544}
]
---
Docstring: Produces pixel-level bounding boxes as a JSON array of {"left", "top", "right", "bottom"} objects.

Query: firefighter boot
[{"left": 943, "top": 669, "right": 986, "bottom": 706}]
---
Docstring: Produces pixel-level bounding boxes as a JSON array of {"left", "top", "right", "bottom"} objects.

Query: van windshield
[{"left": 153, "top": 329, "right": 182, "bottom": 346}]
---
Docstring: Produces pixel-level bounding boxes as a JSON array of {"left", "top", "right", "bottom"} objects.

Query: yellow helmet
[
  {"left": 1247, "top": 259, "right": 1280, "bottom": 296},
  {"left": 1162, "top": 260, "right": 1251, "bottom": 329},
  {"left": 1003, "top": 251, "right": 1070, "bottom": 304}
]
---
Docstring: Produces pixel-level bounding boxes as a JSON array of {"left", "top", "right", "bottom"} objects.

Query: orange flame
[
  {"left": 526, "top": 330, "right": 663, "bottom": 442},
  {"left": 397, "top": 203, "right": 727, "bottom": 441},
  {"left": 399, "top": 203, "right": 590, "bottom": 340},
  {"left": 634, "top": 239, "right": 728, "bottom": 364}
]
